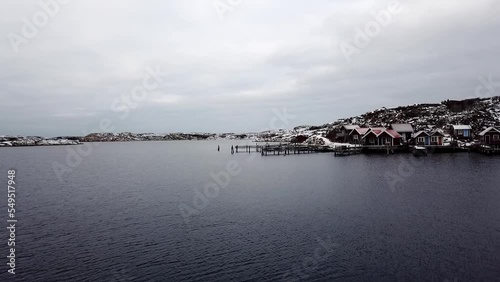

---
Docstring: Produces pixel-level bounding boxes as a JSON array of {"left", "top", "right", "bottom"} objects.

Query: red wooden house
[
  {"left": 413, "top": 130, "right": 445, "bottom": 146},
  {"left": 478, "top": 127, "right": 500, "bottom": 146},
  {"left": 413, "top": 131, "right": 430, "bottom": 146},
  {"left": 337, "top": 125, "right": 360, "bottom": 142},
  {"left": 361, "top": 128, "right": 402, "bottom": 146},
  {"left": 348, "top": 128, "right": 369, "bottom": 144},
  {"left": 429, "top": 131, "right": 445, "bottom": 145}
]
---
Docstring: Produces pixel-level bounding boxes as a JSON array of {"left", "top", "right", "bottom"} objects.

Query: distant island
[{"left": 2, "top": 96, "right": 499, "bottom": 147}]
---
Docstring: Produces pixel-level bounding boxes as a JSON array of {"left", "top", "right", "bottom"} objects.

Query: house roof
[
  {"left": 361, "top": 127, "right": 385, "bottom": 136},
  {"left": 413, "top": 131, "right": 429, "bottom": 138},
  {"left": 478, "top": 127, "right": 500, "bottom": 136},
  {"left": 369, "top": 128, "right": 385, "bottom": 135},
  {"left": 350, "top": 128, "right": 370, "bottom": 135},
  {"left": 430, "top": 130, "right": 445, "bottom": 137},
  {"left": 361, "top": 128, "right": 401, "bottom": 139},
  {"left": 342, "top": 125, "right": 360, "bottom": 130},
  {"left": 452, "top": 125, "right": 472, "bottom": 130},
  {"left": 385, "top": 129, "right": 402, "bottom": 139},
  {"left": 413, "top": 130, "right": 444, "bottom": 138},
  {"left": 391, "top": 124, "right": 413, "bottom": 133}
]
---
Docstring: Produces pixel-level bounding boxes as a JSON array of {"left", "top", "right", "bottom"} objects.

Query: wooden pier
[
  {"left": 479, "top": 145, "right": 500, "bottom": 154},
  {"left": 226, "top": 143, "right": 488, "bottom": 157},
  {"left": 333, "top": 145, "right": 362, "bottom": 156},
  {"left": 229, "top": 144, "right": 332, "bottom": 156}
]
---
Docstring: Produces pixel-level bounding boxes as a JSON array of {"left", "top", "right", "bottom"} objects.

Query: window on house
[
  {"left": 353, "top": 135, "right": 358, "bottom": 140},
  {"left": 494, "top": 135, "right": 499, "bottom": 140},
  {"left": 418, "top": 137, "right": 424, "bottom": 143},
  {"left": 457, "top": 129, "right": 463, "bottom": 135},
  {"left": 431, "top": 136, "right": 438, "bottom": 142}
]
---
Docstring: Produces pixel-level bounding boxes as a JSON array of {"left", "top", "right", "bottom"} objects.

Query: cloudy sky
[{"left": 1, "top": 0, "right": 499, "bottom": 136}]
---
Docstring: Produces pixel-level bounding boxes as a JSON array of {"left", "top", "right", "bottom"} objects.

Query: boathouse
[
  {"left": 429, "top": 130, "right": 445, "bottom": 145},
  {"left": 413, "top": 130, "right": 445, "bottom": 146},
  {"left": 478, "top": 127, "right": 500, "bottom": 146},
  {"left": 337, "top": 125, "right": 360, "bottom": 142},
  {"left": 348, "top": 128, "right": 370, "bottom": 144},
  {"left": 361, "top": 128, "right": 402, "bottom": 146},
  {"left": 413, "top": 131, "right": 430, "bottom": 145},
  {"left": 390, "top": 124, "right": 414, "bottom": 143},
  {"left": 451, "top": 125, "right": 473, "bottom": 140}
]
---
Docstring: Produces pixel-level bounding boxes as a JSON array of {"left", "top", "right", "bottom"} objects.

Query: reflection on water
[{"left": 0, "top": 141, "right": 499, "bottom": 281}]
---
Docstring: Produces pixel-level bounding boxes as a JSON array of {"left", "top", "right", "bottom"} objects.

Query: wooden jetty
[
  {"left": 229, "top": 143, "right": 332, "bottom": 156},
  {"left": 333, "top": 145, "right": 362, "bottom": 156},
  {"left": 226, "top": 143, "right": 483, "bottom": 157},
  {"left": 414, "top": 145, "right": 470, "bottom": 154},
  {"left": 231, "top": 144, "right": 262, "bottom": 154},
  {"left": 479, "top": 145, "right": 500, "bottom": 154},
  {"left": 260, "top": 144, "right": 321, "bottom": 156}
]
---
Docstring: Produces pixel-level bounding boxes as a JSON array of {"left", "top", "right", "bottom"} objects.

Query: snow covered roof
[
  {"left": 430, "top": 130, "right": 445, "bottom": 137},
  {"left": 452, "top": 125, "right": 472, "bottom": 130},
  {"left": 413, "top": 131, "right": 429, "bottom": 138},
  {"left": 413, "top": 130, "right": 444, "bottom": 138},
  {"left": 478, "top": 127, "right": 500, "bottom": 136},
  {"left": 385, "top": 129, "right": 402, "bottom": 138},
  {"left": 391, "top": 124, "right": 413, "bottom": 133},
  {"left": 350, "top": 128, "right": 370, "bottom": 135},
  {"left": 361, "top": 128, "right": 401, "bottom": 139},
  {"left": 367, "top": 128, "right": 385, "bottom": 135}
]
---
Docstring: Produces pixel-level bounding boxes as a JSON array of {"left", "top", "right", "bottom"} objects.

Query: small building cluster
[{"left": 331, "top": 123, "right": 500, "bottom": 153}]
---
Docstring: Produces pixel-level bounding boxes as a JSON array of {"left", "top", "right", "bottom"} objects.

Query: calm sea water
[{"left": 0, "top": 141, "right": 499, "bottom": 282}]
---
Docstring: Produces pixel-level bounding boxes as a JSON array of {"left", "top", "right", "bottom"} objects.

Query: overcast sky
[{"left": 1, "top": 0, "right": 499, "bottom": 136}]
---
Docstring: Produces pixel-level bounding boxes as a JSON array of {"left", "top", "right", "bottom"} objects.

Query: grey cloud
[{"left": 1, "top": 0, "right": 499, "bottom": 136}]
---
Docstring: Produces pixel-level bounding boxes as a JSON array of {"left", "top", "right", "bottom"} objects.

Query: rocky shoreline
[
  {"left": 0, "top": 136, "right": 81, "bottom": 147},
  {"left": 0, "top": 130, "right": 302, "bottom": 147},
  {"left": 3, "top": 96, "right": 499, "bottom": 147}
]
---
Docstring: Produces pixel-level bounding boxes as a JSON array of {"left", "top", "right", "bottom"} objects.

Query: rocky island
[{"left": 2, "top": 96, "right": 499, "bottom": 147}]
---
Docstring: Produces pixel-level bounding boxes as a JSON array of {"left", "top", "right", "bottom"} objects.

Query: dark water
[{"left": 0, "top": 141, "right": 499, "bottom": 282}]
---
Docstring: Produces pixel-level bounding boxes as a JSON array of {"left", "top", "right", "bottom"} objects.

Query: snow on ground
[
  {"left": 38, "top": 139, "right": 80, "bottom": 145},
  {"left": 0, "top": 139, "right": 80, "bottom": 147},
  {"left": 304, "top": 135, "right": 359, "bottom": 148}
]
